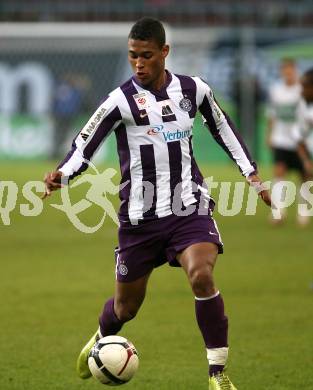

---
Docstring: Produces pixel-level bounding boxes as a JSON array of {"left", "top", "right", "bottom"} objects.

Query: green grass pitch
[{"left": 0, "top": 162, "right": 312, "bottom": 390}]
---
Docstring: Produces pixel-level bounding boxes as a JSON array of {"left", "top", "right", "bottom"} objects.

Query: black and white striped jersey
[{"left": 58, "top": 71, "right": 257, "bottom": 223}]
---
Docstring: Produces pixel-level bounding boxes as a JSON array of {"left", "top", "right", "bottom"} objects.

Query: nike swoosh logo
[
  {"left": 140, "top": 112, "right": 148, "bottom": 118},
  {"left": 209, "top": 231, "right": 218, "bottom": 236}
]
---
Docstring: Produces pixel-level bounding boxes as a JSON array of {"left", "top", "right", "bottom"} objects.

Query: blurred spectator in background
[
  {"left": 266, "top": 58, "right": 306, "bottom": 225},
  {"left": 232, "top": 68, "right": 265, "bottom": 156},
  {"left": 53, "top": 73, "right": 91, "bottom": 157}
]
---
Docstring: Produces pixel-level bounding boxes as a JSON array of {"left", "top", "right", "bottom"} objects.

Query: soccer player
[
  {"left": 266, "top": 58, "right": 305, "bottom": 224},
  {"left": 43, "top": 18, "right": 271, "bottom": 390},
  {"left": 294, "top": 68, "right": 313, "bottom": 178}
]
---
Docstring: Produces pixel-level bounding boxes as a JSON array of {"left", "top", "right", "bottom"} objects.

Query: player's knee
[
  {"left": 189, "top": 266, "right": 214, "bottom": 296},
  {"left": 115, "top": 301, "right": 140, "bottom": 323}
]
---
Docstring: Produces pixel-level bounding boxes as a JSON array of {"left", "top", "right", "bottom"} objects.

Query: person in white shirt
[
  {"left": 294, "top": 68, "right": 313, "bottom": 178},
  {"left": 266, "top": 58, "right": 304, "bottom": 224}
]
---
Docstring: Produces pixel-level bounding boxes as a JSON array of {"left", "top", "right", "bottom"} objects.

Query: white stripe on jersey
[
  {"left": 180, "top": 137, "right": 197, "bottom": 206},
  {"left": 127, "top": 125, "right": 145, "bottom": 223},
  {"left": 168, "top": 74, "right": 196, "bottom": 207}
]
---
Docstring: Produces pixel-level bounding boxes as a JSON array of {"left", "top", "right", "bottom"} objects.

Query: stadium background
[{"left": 1, "top": 2, "right": 313, "bottom": 390}]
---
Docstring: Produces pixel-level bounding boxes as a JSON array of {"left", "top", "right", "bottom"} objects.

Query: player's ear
[{"left": 161, "top": 44, "right": 170, "bottom": 59}]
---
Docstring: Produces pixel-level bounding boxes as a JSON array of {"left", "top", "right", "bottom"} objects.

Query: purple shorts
[{"left": 115, "top": 212, "right": 223, "bottom": 282}]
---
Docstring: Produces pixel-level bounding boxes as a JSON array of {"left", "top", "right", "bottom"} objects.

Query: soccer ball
[{"left": 88, "top": 335, "right": 139, "bottom": 386}]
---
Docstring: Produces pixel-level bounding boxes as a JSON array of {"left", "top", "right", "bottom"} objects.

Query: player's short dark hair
[
  {"left": 129, "top": 17, "right": 166, "bottom": 48},
  {"left": 303, "top": 68, "right": 313, "bottom": 85}
]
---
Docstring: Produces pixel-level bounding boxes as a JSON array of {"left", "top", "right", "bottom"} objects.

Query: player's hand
[
  {"left": 259, "top": 189, "right": 272, "bottom": 207},
  {"left": 247, "top": 174, "right": 272, "bottom": 207},
  {"left": 42, "top": 171, "right": 63, "bottom": 199}
]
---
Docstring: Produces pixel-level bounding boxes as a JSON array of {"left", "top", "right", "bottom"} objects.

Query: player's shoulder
[
  {"left": 194, "top": 76, "right": 214, "bottom": 100},
  {"left": 108, "top": 77, "right": 134, "bottom": 102},
  {"left": 174, "top": 73, "right": 213, "bottom": 99},
  {"left": 172, "top": 72, "right": 195, "bottom": 81},
  {"left": 173, "top": 73, "right": 211, "bottom": 87},
  {"left": 174, "top": 74, "right": 214, "bottom": 107},
  {"left": 194, "top": 76, "right": 213, "bottom": 92},
  {"left": 94, "top": 80, "right": 133, "bottom": 117},
  {"left": 171, "top": 72, "right": 196, "bottom": 90},
  {"left": 118, "top": 77, "right": 135, "bottom": 92}
]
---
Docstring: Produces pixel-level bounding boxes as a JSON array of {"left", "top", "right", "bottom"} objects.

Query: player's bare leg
[
  {"left": 77, "top": 272, "right": 151, "bottom": 379},
  {"left": 99, "top": 272, "right": 151, "bottom": 333},
  {"left": 177, "top": 242, "right": 236, "bottom": 390}
]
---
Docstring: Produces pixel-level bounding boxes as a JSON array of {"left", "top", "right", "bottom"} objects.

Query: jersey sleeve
[
  {"left": 194, "top": 77, "right": 257, "bottom": 177},
  {"left": 57, "top": 95, "right": 122, "bottom": 179}
]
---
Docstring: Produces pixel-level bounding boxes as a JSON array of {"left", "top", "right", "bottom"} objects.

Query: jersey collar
[{"left": 132, "top": 70, "right": 172, "bottom": 99}]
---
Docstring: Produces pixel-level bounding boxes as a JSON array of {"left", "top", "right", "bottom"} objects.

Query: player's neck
[{"left": 151, "top": 70, "right": 168, "bottom": 91}]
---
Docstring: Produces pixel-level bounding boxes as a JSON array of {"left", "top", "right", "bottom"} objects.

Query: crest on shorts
[
  {"left": 118, "top": 264, "right": 128, "bottom": 276},
  {"left": 179, "top": 97, "right": 192, "bottom": 112}
]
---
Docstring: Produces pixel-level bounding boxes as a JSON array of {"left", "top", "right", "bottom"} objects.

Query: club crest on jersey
[
  {"left": 133, "top": 92, "right": 149, "bottom": 110},
  {"left": 179, "top": 97, "right": 192, "bottom": 112}
]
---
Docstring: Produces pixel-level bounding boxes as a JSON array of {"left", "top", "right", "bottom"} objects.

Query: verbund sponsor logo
[
  {"left": 163, "top": 129, "right": 191, "bottom": 141},
  {"left": 147, "top": 125, "right": 191, "bottom": 141}
]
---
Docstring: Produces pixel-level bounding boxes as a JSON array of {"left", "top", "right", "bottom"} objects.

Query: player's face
[
  {"left": 301, "top": 76, "right": 313, "bottom": 103},
  {"left": 280, "top": 63, "right": 297, "bottom": 85},
  {"left": 128, "top": 39, "right": 169, "bottom": 90}
]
